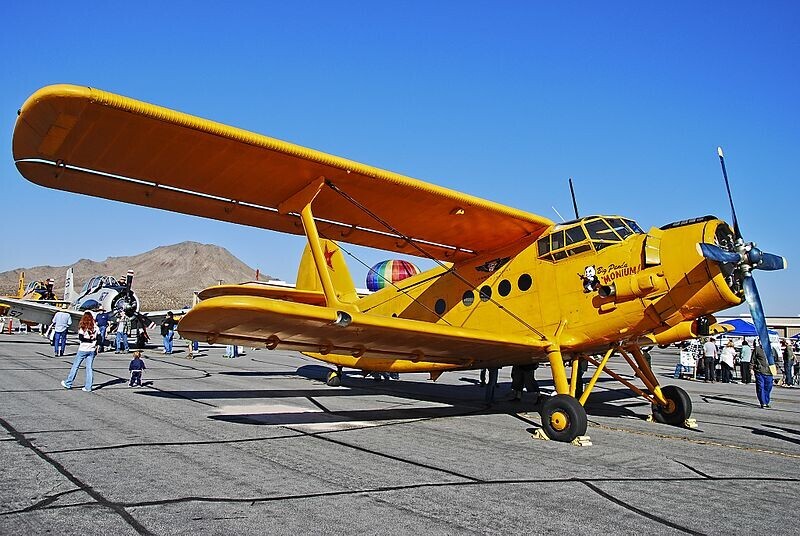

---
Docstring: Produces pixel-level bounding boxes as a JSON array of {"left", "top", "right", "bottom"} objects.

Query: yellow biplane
[{"left": 12, "top": 84, "right": 787, "bottom": 442}]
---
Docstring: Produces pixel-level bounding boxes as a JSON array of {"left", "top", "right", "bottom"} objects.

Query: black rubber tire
[
  {"left": 652, "top": 385, "right": 692, "bottom": 425},
  {"left": 540, "top": 394, "right": 588, "bottom": 443},
  {"left": 326, "top": 370, "right": 341, "bottom": 387}
]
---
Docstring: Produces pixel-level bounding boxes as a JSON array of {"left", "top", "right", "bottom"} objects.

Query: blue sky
[{"left": 1, "top": 2, "right": 797, "bottom": 315}]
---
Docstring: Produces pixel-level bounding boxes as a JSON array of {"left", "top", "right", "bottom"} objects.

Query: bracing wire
[{"left": 324, "top": 180, "right": 548, "bottom": 340}]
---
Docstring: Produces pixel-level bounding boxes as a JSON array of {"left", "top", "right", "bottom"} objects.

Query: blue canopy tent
[{"left": 720, "top": 318, "right": 777, "bottom": 337}]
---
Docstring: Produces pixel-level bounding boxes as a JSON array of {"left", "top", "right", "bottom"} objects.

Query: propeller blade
[
  {"left": 125, "top": 270, "right": 134, "bottom": 290},
  {"left": 697, "top": 243, "right": 741, "bottom": 264},
  {"left": 717, "top": 147, "right": 742, "bottom": 241},
  {"left": 742, "top": 275, "right": 774, "bottom": 366},
  {"left": 751, "top": 251, "right": 787, "bottom": 271}
]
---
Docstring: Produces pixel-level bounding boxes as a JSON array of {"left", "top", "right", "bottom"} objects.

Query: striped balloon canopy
[{"left": 366, "top": 260, "right": 420, "bottom": 292}]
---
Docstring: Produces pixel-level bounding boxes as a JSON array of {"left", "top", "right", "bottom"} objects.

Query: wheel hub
[{"left": 550, "top": 410, "right": 569, "bottom": 431}]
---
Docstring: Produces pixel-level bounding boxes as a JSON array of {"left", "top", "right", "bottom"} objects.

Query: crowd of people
[
  {"left": 693, "top": 336, "right": 798, "bottom": 408},
  {"left": 50, "top": 308, "right": 180, "bottom": 392}
]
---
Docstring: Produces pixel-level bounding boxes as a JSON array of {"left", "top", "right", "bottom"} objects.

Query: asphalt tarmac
[{"left": 0, "top": 332, "right": 798, "bottom": 535}]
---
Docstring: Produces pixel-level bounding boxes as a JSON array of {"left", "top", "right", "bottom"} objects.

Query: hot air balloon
[{"left": 366, "top": 260, "right": 420, "bottom": 292}]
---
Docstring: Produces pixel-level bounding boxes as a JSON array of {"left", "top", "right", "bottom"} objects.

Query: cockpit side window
[
  {"left": 624, "top": 219, "right": 644, "bottom": 234},
  {"left": 606, "top": 218, "right": 632, "bottom": 239},
  {"left": 537, "top": 237, "right": 550, "bottom": 257},
  {"left": 551, "top": 230, "right": 565, "bottom": 251},
  {"left": 585, "top": 219, "right": 616, "bottom": 241},
  {"left": 538, "top": 224, "right": 592, "bottom": 262},
  {"left": 565, "top": 226, "right": 586, "bottom": 245}
]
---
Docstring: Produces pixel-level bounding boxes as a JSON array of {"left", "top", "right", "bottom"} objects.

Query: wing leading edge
[{"left": 14, "top": 85, "right": 553, "bottom": 261}]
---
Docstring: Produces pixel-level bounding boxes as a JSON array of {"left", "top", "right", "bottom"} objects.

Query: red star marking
[{"left": 323, "top": 244, "right": 337, "bottom": 270}]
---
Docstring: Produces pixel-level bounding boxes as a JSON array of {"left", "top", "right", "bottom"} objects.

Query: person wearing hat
[
  {"left": 95, "top": 307, "right": 111, "bottom": 353},
  {"left": 160, "top": 311, "right": 178, "bottom": 354}
]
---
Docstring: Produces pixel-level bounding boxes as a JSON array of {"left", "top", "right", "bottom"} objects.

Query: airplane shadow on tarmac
[
  {"left": 742, "top": 424, "right": 800, "bottom": 446},
  {"left": 137, "top": 364, "right": 645, "bottom": 426}
]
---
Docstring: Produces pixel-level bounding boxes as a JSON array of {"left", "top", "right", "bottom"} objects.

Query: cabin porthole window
[
  {"left": 518, "top": 274, "right": 532, "bottom": 291},
  {"left": 479, "top": 285, "right": 492, "bottom": 302},
  {"left": 462, "top": 291, "right": 474, "bottom": 307},
  {"left": 498, "top": 279, "right": 512, "bottom": 297},
  {"left": 434, "top": 299, "right": 446, "bottom": 315}
]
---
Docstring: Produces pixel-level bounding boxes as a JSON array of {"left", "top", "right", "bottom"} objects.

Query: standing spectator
[
  {"left": 60, "top": 312, "right": 99, "bottom": 392},
  {"left": 510, "top": 363, "right": 541, "bottom": 401},
  {"left": 95, "top": 308, "right": 111, "bottom": 353},
  {"left": 720, "top": 340, "right": 736, "bottom": 383},
  {"left": 136, "top": 327, "right": 150, "bottom": 349},
  {"left": 51, "top": 309, "right": 72, "bottom": 357},
  {"left": 739, "top": 340, "right": 752, "bottom": 384},
  {"left": 574, "top": 359, "right": 589, "bottom": 398},
  {"left": 188, "top": 339, "right": 199, "bottom": 359},
  {"left": 114, "top": 313, "right": 131, "bottom": 353},
  {"left": 484, "top": 367, "right": 499, "bottom": 405},
  {"left": 160, "top": 312, "right": 178, "bottom": 354},
  {"left": 782, "top": 340, "right": 795, "bottom": 387},
  {"left": 752, "top": 341, "right": 774, "bottom": 408},
  {"left": 128, "top": 350, "right": 146, "bottom": 387},
  {"left": 702, "top": 337, "right": 717, "bottom": 383}
]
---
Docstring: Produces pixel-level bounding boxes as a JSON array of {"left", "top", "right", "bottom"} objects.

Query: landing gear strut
[{"left": 539, "top": 394, "right": 588, "bottom": 443}]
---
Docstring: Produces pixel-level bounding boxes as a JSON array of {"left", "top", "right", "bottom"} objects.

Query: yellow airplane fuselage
[{"left": 296, "top": 216, "right": 741, "bottom": 373}]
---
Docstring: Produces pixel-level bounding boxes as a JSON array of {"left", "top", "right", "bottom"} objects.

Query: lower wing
[{"left": 177, "top": 296, "right": 550, "bottom": 372}]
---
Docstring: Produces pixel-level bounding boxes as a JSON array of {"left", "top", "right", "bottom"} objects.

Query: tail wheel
[
  {"left": 326, "top": 370, "right": 341, "bottom": 387},
  {"left": 540, "top": 394, "right": 588, "bottom": 442},
  {"left": 652, "top": 385, "right": 692, "bottom": 425}
]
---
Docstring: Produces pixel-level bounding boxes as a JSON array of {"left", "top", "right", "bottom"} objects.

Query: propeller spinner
[{"left": 697, "top": 147, "right": 787, "bottom": 366}]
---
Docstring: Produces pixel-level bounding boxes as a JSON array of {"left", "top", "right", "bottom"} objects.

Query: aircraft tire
[
  {"left": 652, "top": 385, "right": 692, "bottom": 425},
  {"left": 326, "top": 370, "right": 341, "bottom": 387},
  {"left": 540, "top": 394, "right": 587, "bottom": 443}
]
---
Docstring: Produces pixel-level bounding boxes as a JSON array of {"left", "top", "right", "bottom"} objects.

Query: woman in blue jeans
[{"left": 61, "top": 312, "right": 99, "bottom": 392}]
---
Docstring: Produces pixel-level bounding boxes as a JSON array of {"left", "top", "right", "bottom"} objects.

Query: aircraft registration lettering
[{"left": 596, "top": 262, "right": 639, "bottom": 284}]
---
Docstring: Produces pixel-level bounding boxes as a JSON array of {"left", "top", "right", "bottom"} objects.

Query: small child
[{"left": 129, "top": 350, "right": 146, "bottom": 387}]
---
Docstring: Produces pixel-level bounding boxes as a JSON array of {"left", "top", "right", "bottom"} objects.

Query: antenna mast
[{"left": 569, "top": 177, "right": 580, "bottom": 219}]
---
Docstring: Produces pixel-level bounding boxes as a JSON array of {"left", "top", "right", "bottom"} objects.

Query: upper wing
[
  {"left": 0, "top": 298, "right": 82, "bottom": 331},
  {"left": 13, "top": 85, "right": 553, "bottom": 261},
  {"left": 177, "top": 295, "right": 550, "bottom": 370}
]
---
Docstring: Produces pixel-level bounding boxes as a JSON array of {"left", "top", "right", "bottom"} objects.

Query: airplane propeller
[{"left": 697, "top": 147, "right": 787, "bottom": 365}]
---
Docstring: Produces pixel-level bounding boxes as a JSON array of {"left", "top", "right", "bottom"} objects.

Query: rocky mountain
[{"left": 0, "top": 242, "right": 270, "bottom": 311}]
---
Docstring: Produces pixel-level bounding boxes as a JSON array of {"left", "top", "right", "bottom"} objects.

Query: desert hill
[{"left": 0, "top": 242, "right": 270, "bottom": 311}]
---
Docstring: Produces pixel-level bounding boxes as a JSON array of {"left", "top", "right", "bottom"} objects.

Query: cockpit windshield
[
  {"left": 537, "top": 215, "right": 644, "bottom": 261},
  {"left": 25, "top": 281, "right": 45, "bottom": 293},
  {"left": 80, "top": 276, "right": 119, "bottom": 294}
]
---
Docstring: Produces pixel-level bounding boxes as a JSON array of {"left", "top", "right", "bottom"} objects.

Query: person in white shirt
[
  {"left": 702, "top": 337, "right": 718, "bottom": 383},
  {"left": 115, "top": 313, "right": 131, "bottom": 353},
  {"left": 61, "top": 312, "right": 99, "bottom": 392},
  {"left": 51, "top": 310, "right": 72, "bottom": 357},
  {"left": 720, "top": 340, "right": 736, "bottom": 383}
]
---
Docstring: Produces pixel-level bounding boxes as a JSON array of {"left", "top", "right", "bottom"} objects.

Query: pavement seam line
[{"left": 0, "top": 416, "right": 155, "bottom": 536}]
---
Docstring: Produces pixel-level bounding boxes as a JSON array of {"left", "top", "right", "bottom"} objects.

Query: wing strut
[{"left": 297, "top": 186, "right": 358, "bottom": 313}]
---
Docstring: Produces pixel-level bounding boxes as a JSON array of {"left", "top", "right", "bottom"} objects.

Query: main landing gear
[
  {"left": 538, "top": 344, "right": 694, "bottom": 443},
  {"left": 540, "top": 395, "right": 588, "bottom": 443},
  {"left": 651, "top": 385, "right": 692, "bottom": 425}
]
